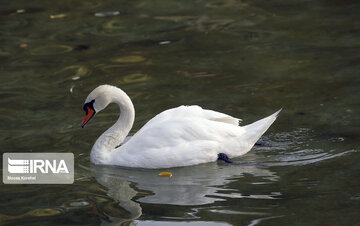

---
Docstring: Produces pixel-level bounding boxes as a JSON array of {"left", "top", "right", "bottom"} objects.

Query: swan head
[{"left": 81, "top": 85, "right": 113, "bottom": 127}]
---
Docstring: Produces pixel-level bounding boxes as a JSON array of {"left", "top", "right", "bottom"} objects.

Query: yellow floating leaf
[
  {"left": 0, "top": 208, "right": 61, "bottom": 222},
  {"left": 121, "top": 73, "right": 149, "bottom": 84},
  {"left": 25, "top": 208, "right": 61, "bottom": 217},
  {"left": 112, "top": 55, "right": 146, "bottom": 63},
  {"left": 30, "top": 45, "right": 73, "bottom": 55},
  {"left": 158, "top": 172, "right": 172, "bottom": 178},
  {"left": 50, "top": 14, "right": 66, "bottom": 19}
]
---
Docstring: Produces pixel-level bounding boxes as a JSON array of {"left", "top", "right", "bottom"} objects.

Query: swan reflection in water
[{"left": 88, "top": 160, "right": 279, "bottom": 224}]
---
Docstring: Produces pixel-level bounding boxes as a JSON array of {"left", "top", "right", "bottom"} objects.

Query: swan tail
[{"left": 242, "top": 109, "right": 282, "bottom": 148}]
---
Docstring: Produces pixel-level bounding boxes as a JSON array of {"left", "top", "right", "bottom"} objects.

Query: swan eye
[{"left": 83, "top": 99, "right": 95, "bottom": 113}]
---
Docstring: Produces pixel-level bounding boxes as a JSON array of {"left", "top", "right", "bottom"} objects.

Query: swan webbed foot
[
  {"left": 217, "top": 153, "right": 233, "bottom": 163},
  {"left": 255, "top": 142, "right": 269, "bottom": 146}
]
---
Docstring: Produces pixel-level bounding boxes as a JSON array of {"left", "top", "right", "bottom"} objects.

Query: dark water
[{"left": 1, "top": 0, "right": 360, "bottom": 225}]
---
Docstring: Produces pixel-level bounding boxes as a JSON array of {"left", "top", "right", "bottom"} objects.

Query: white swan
[{"left": 81, "top": 85, "right": 281, "bottom": 169}]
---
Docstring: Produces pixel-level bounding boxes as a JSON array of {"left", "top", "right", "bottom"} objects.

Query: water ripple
[{"left": 255, "top": 128, "right": 359, "bottom": 166}]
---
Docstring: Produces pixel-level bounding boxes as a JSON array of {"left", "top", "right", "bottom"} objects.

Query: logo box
[{"left": 3, "top": 153, "right": 74, "bottom": 184}]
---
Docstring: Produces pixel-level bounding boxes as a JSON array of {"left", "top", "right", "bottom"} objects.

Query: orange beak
[{"left": 81, "top": 106, "right": 95, "bottom": 128}]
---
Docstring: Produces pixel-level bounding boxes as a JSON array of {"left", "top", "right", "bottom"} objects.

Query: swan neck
[{"left": 91, "top": 88, "right": 135, "bottom": 164}]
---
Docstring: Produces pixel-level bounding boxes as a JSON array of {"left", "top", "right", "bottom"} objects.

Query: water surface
[{"left": 1, "top": 0, "right": 360, "bottom": 225}]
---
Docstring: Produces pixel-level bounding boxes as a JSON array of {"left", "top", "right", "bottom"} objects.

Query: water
[{"left": 1, "top": 0, "right": 360, "bottom": 225}]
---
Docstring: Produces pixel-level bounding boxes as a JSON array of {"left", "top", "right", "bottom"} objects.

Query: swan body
[{"left": 82, "top": 85, "right": 281, "bottom": 169}]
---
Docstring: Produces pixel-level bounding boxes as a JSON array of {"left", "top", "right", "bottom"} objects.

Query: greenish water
[{"left": 1, "top": 0, "right": 360, "bottom": 225}]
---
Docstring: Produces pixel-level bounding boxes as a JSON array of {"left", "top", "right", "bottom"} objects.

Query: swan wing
[
  {"left": 109, "top": 106, "right": 280, "bottom": 168},
  {"left": 111, "top": 106, "right": 246, "bottom": 168},
  {"left": 203, "top": 108, "right": 242, "bottom": 125},
  {"left": 143, "top": 105, "right": 241, "bottom": 128}
]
